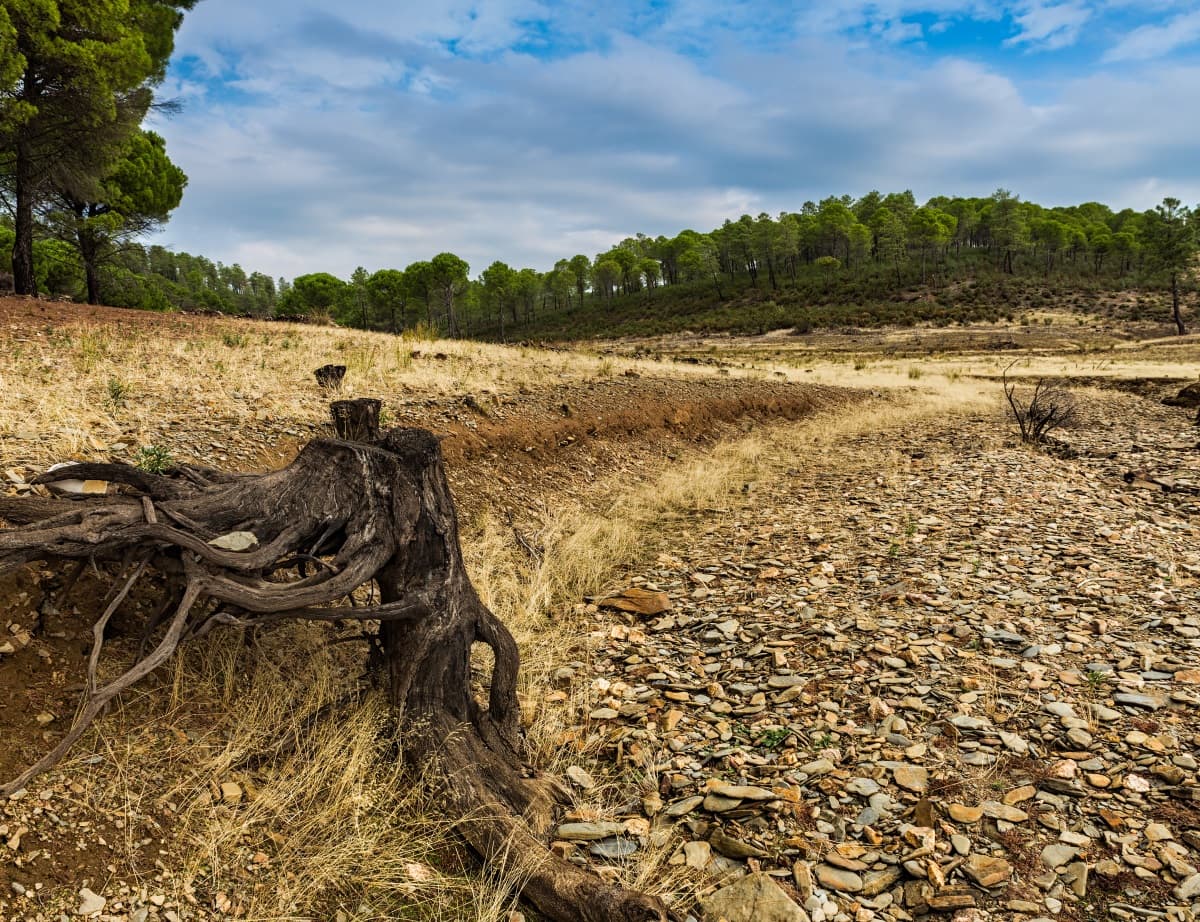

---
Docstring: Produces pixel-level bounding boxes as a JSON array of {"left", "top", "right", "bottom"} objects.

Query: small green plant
[
  {"left": 106, "top": 378, "right": 131, "bottom": 409},
  {"left": 221, "top": 331, "right": 248, "bottom": 348},
  {"left": 134, "top": 445, "right": 173, "bottom": 473},
  {"left": 810, "top": 732, "right": 834, "bottom": 751},
  {"left": 1085, "top": 669, "right": 1108, "bottom": 692},
  {"left": 755, "top": 727, "right": 795, "bottom": 750}
]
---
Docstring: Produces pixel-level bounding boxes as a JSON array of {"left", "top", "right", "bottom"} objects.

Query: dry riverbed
[{"left": 553, "top": 385, "right": 1200, "bottom": 922}]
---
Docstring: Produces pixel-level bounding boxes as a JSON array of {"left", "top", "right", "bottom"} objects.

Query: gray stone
[
  {"left": 589, "top": 837, "right": 638, "bottom": 859},
  {"left": 816, "top": 864, "right": 864, "bottom": 893},
  {"left": 76, "top": 890, "right": 106, "bottom": 916},
  {"left": 1041, "top": 844, "right": 1079, "bottom": 869},
  {"left": 556, "top": 822, "right": 625, "bottom": 841},
  {"left": 846, "top": 777, "right": 881, "bottom": 797},
  {"left": 700, "top": 872, "right": 811, "bottom": 922},
  {"left": 1114, "top": 693, "right": 1163, "bottom": 710}
]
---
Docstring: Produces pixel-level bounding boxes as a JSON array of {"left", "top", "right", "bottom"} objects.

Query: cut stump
[{"left": 0, "top": 422, "right": 670, "bottom": 922}]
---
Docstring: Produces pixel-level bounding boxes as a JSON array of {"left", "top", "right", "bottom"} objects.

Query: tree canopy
[{"left": 0, "top": 0, "right": 194, "bottom": 293}]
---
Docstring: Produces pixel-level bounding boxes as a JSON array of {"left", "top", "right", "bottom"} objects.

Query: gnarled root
[{"left": 0, "top": 426, "right": 670, "bottom": 922}]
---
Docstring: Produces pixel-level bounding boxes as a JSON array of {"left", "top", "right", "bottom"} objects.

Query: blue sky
[{"left": 152, "top": 0, "right": 1200, "bottom": 279}]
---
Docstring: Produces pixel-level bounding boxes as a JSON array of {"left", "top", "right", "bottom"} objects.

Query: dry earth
[
  {"left": 1, "top": 300, "right": 1199, "bottom": 922},
  {"left": 560, "top": 385, "right": 1200, "bottom": 922}
]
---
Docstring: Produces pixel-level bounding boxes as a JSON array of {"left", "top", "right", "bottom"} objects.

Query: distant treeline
[{"left": 4, "top": 188, "right": 1196, "bottom": 337}]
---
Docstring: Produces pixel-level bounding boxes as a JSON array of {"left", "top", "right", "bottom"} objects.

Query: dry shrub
[{"left": 1002, "top": 366, "right": 1078, "bottom": 444}]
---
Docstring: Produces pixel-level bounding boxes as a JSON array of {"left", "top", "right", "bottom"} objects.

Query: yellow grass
[{"left": 0, "top": 316, "right": 774, "bottom": 471}]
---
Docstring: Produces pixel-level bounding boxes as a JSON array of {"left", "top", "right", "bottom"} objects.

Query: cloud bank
[{"left": 150, "top": 0, "right": 1200, "bottom": 278}]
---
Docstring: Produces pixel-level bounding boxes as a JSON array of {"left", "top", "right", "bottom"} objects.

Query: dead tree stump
[
  {"left": 331, "top": 398, "right": 382, "bottom": 442},
  {"left": 0, "top": 422, "right": 669, "bottom": 922},
  {"left": 314, "top": 363, "right": 347, "bottom": 389}
]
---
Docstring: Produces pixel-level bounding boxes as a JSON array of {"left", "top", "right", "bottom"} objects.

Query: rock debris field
[{"left": 555, "top": 388, "right": 1200, "bottom": 922}]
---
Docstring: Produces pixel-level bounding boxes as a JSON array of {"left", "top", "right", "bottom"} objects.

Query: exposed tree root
[{"left": 0, "top": 425, "right": 671, "bottom": 922}]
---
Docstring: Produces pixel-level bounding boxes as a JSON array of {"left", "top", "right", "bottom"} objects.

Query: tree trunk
[
  {"left": 1172, "top": 273, "right": 1186, "bottom": 335},
  {"left": 0, "top": 422, "right": 670, "bottom": 922},
  {"left": 13, "top": 135, "right": 37, "bottom": 297},
  {"left": 78, "top": 223, "right": 102, "bottom": 305}
]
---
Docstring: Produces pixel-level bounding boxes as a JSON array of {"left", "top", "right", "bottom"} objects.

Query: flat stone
[
  {"left": 1175, "top": 872, "right": 1200, "bottom": 901},
  {"left": 1096, "top": 859, "right": 1123, "bottom": 877},
  {"left": 982, "top": 801, "right": 1028, "bottom": 822},
  {"left": 1114, "top": 693, "right": 1163, "bottom": 710},
  {"left": 665, "top": 796, "right": 703, "bottom": 817},
  {"left": 948, "top": 804, "right": 984, "bottom": 823},
  {"left": 1064, "top": 861, "right": 1088, "bottom": 897},
  {"left": 846, "top": 777, "right": 881, "bottom": 797},
  {"left": 999, "top": 731, "right": 1029, "bottom": 754},
  {"left": 598, "top": 588, "right": 671, "bottom": 616},
  {"left": 860, "top": 867, "right": 902, "bottom": 897},
  {"left": 768, "top": 674, "right": 807, "bottom": 688},
  {"left": 556, "top": 822, "right": 625, "bottom": 841},
  {"left": 815, "top": 864, "right": 863, "bottom": 893},
  {"left": 927, "top": 888, "right": 976, "bottom": 910},
  {"left": 892, "top": 763, "right": 928, "bottom": 793},
  {"left": 964, "top": 854, "right": 1013, "bottom": 888},
  {"left": 704, "top": 793, "right": 743, "bottom": 813},
  {"left": 1041, "top": 843, "right": 1079, "bottom": 869},
  {"left": 684, "top": 840, "right": 712, "bottom": 870},
  {"left": 950, "top": 715, "right": 989, "bottom": 730},
  {"left": 700, "top": 873, "right": 810, "bottom": 922},
  {"left": 589, "top": 837, "right": 638, "bottom": 859},
  {"left": 710, "top": 826, "right": 768, "bottom": 859},
  {"left": 76, "top": 889, "right": 106, "bottom": 916},
  {"left": 1145, "top": 822, "right": 1173, "bottom": 841},
  {"left": 565, "top": 766, "right": 596, "bottom": 789},
  {"left": 798, "top": 758, "right": 834, "bottom": 777},
  {"left": 706, "top": 779, "right": 778, "bottom": 801}
]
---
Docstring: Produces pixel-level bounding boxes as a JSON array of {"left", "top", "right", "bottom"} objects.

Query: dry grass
[{"left": 0, "top": 315, "right": 773, "bottom": 470}]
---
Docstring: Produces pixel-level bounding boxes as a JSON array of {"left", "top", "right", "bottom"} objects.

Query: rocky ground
[
  {"left": 1, "top": 304, "right": 1199, "bottom": 922},
  {"left": 554, "top": 386, "right": 1200, "bottom": 922}
]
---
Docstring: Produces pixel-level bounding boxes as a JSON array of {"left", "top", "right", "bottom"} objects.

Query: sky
[{"left": 152, "top": 0, "right": 1200, "bottom": 280}]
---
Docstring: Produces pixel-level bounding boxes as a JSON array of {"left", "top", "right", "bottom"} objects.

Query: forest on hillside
[{"left": 5, "top": 188, "right": 1195, "bottom": 338}]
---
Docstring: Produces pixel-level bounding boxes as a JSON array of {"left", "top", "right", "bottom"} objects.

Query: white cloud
[
  {"left": 1004, "top": 1, "right": 1092, "bottom": 50},
  {"left": 151, "top": 1, "right": 1200, "bottom": 279},
  {"left": 1104, "top": 9, "right": 1200, "bottom": 61}
]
